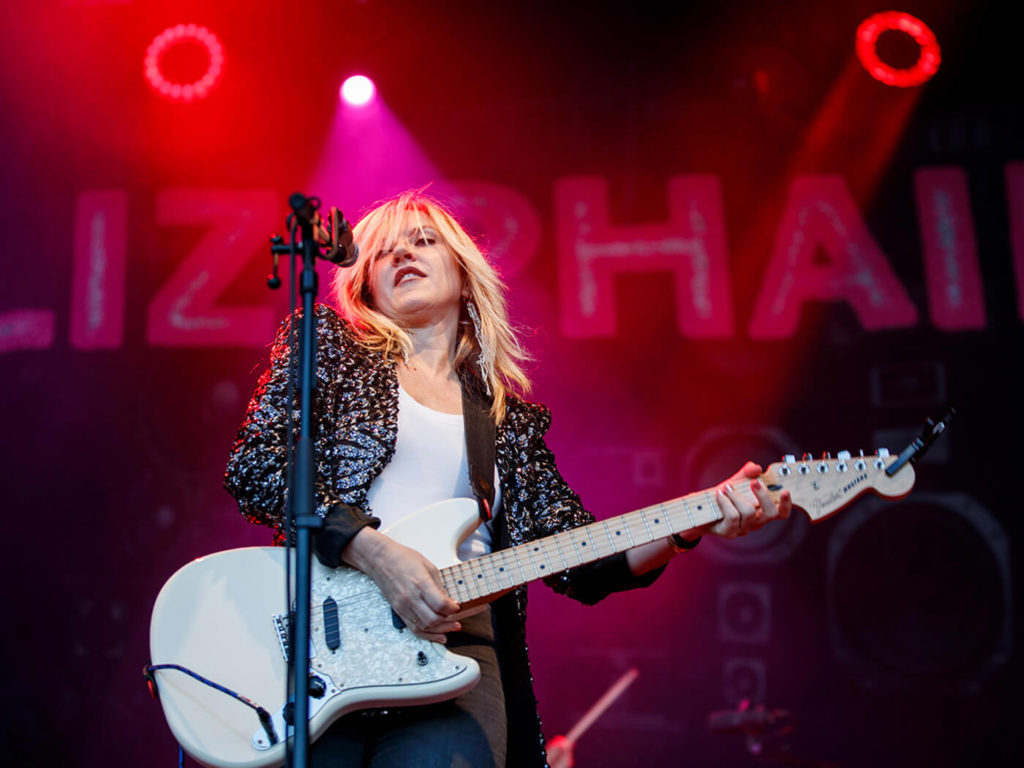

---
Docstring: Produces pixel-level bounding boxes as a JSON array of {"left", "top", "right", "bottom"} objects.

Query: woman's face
[{"left": 367, "top": 215, "right": 464, "bottom": 328}]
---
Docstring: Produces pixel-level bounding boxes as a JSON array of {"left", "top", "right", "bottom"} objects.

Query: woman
[{"left": 225, "top": 190, "right": 791, "bottom": 767}]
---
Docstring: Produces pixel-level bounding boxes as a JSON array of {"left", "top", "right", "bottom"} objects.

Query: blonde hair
[{"left": 330, "top": 190, "right": 531, "bottom": 421}]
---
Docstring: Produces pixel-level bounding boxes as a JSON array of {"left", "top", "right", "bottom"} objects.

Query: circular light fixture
[
  {"left": 855, "top": 11, "right": 941, "bottom": 87},
  {"left": 340, "top": 75, "right": 376, "bottom": 107},
  {"left": 144, "top": 24, "right": 224, "bottom": 103}
]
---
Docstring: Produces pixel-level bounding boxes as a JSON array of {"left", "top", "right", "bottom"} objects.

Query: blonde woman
[{"left": 225, "top": 190, "right": 790, "bottom": 767}]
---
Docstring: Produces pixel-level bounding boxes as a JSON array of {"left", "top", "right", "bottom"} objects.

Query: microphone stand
[{"left": 268, "top": 192, "right": 358, "bottom": 768}]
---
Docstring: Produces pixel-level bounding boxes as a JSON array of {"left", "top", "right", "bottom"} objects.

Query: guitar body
[
  {"left": 150, "top": 446, "right": 928, "bottom": 768},
  {"left": 149, "top": 499, "right": 484, "bottom": 768}
]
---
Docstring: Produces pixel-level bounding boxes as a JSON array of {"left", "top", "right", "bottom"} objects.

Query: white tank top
[{"left": 365, "top": 385, "right": 498, "bottom": 561}]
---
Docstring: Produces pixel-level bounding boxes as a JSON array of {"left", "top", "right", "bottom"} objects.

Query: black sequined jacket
[{"left": 224, "top": 304, "right": 662, "bottom": 767}]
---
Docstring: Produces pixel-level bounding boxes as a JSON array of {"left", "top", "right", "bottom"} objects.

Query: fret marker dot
[
  {"left": 457, "top": 580, "right": 463, "bottom": 584},
  {"left": 477, "top": 574, "right": 483, "bottom": 579},
  {"left": 581, "top": 541, "right": 587, "bottom": 546},
  {"left": 654, "top": 518, "right": 660, "bottom": 524},
  {"left": 499, "top": 567, "right": 505, "bottom": 572},
  {"left": 540, "top": 565, "right": 545, "bottom": 569},
  {"left": 616, "top": 531, "right": 621, "bottom": 536}
]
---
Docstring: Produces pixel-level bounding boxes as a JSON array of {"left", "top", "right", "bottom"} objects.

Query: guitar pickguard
[{"left": 253, "top": 566, "right": 476, "bottom": 751}]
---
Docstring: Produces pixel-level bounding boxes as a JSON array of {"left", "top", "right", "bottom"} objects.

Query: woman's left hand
[{"left": 703, "top": 461, "right": 792, "bottom": 539}]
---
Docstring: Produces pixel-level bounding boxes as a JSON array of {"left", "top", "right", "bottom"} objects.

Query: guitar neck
[
  {"left": 436, "top": 444, "right": 923, "bottom": 605},
  {"left": 439, "top": 486, "right": 730, "bottom": 605}
]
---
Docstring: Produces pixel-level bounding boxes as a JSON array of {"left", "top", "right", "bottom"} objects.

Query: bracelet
[{"left": 668, "top": 533, "right": 701, "bottom": 552}]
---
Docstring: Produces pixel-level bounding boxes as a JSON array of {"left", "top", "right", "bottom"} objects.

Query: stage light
[
  {"left": 340, "top": 75, "right": 376, "bottom": 107},
  {"left": 144, "top": 24, "right": 224, "bottom": 103},
  {"left": 855, "top": 11, "right": 941, "bottom": 87}
]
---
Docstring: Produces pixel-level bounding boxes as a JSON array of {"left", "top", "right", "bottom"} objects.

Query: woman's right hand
[{"left": 341, "top": 527, "right": 462, "bottom": 643}]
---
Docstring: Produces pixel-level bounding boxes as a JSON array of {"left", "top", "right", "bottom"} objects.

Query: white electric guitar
[{"left": 149, "top": 448, "right": 924, "bottom": 768}]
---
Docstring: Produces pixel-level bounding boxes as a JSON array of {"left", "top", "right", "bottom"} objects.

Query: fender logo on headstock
[{"left": 815, "top": 473, "right": 866, "bottom": 511}]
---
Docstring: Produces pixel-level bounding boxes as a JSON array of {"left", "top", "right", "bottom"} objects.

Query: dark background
[{"left": 1, "top": 1, "right": 1020, "bottom": 766}]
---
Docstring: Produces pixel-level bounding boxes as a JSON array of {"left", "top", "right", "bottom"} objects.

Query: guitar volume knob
[{"left": 308, "top": 676, "right": 326, "bottom": 699}]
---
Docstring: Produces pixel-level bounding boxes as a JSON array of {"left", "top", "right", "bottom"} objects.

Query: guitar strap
[{"left": 461, "top": 382, "right": 496, "bottom": 523}]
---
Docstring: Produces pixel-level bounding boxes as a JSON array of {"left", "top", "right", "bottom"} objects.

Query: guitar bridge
[{"left": 272, "top": 611, "right": 293, "bottom": 662}]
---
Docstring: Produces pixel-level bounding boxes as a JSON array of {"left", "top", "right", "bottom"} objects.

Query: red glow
[
  {"left": 144, "top": 24, "right": 224, "bottom": 103},
  {"left": 340, "top": 75, "right": 376, "bottom": 107},
  {"left": 855, "top": 12, "right": 941, "bottom": 87}
]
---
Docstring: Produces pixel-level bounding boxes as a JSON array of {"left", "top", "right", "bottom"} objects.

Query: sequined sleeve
[
  {"left": 498, "top": 399, "right": 664, "bottom": 605},
  {"left": 224, "top": 304, "right": 353, "bottom": 537}
]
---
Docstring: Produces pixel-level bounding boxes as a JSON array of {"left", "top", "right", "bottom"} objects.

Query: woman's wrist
[
  {"left": 316, "top": 503, "right": 382, "bottom": 568},
  {"left": 341, "top": 526, "right": 389, "bottom": 571}
]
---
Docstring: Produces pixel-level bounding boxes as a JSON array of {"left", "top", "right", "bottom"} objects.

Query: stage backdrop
[{"left": 2, "top": 1, "right": 1021, "bottom": 766}]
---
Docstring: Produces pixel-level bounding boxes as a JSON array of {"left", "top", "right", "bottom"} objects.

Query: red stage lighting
[
  {"left": 340, "top": 75, "right": 376, "bottom": 107},
  {"left": 144, "top": 24, "right": 224, "bottom": 103},
  {"left": 855, "top": 11, "right": 941, "bottom": 87}
]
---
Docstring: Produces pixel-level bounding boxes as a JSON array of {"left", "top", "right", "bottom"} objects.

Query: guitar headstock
[{"left": 763, "top": 450, "right": 916, "bottom": 522}]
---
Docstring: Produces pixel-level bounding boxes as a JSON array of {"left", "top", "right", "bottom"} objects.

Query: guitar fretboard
[{"left": 439, "top": 489, "right": 724, "bottom": 604}]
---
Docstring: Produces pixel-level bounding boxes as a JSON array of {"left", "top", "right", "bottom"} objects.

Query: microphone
[
  {"left": 326, "top": 207, "right": 359, "bottom": 267},
  {"left": 288, "top": 194, "right": 359, "bottom": 267}
]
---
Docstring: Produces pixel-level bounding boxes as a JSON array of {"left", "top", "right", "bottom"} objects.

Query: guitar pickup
[{"left": 322, "top": 597, "right": 341, "bottom": 651}]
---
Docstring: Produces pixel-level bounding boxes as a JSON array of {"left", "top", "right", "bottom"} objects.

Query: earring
[{"left": 464, "top": 296, "right": 492, "bottom": 397}]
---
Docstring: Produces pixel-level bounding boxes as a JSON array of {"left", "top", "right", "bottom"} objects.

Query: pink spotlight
[
  {"left": 340, "top": 75, "right": 376, "bottom": 107},
  {"left": 144, "top": 23, "right": 224, "bottom": 103}
]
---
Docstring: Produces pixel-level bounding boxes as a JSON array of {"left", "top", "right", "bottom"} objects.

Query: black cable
[{"left": 145, "top": 663, "right": 279, "bottom": 746}]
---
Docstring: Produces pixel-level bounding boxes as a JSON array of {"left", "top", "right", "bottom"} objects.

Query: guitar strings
[{"left": 310, "top": 487, "right": 766, "bottom": 608}]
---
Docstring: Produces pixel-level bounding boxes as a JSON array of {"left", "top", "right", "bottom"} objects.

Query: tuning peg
[
  {"left": 835, "top": 451, "right": 850, "bottom": 472},
  {"left": 783, "top": 454, "right": 795, "bottom": 463},
  {"left": 853, "top": 450, "right": 868, "bottom": 470},
  {"left": 802, "top": 452, "right": 812, "bottom": 461},
  {"left": 821, "top": 452, "right": 832, "bottom": 460},
  {"left": 868, "top": 447, "right": 891, "bottom": 470}
]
